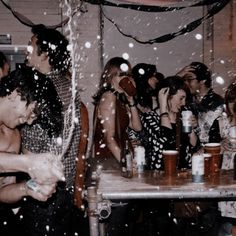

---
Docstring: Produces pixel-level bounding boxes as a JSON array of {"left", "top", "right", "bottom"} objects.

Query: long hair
[
  {"left": 132, "top": 63, "right": 163, "bottom": 108},
  {"left": 225, "top": 82, "right": 236, "bottom": 120},
  {"left": 93, "top": 57, "right": 132, "bottom": 104}
]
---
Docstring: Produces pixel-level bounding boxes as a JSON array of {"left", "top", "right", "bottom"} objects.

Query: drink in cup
[
  {"left": 204, "top": 143, "right": 221, "bottom": 175},
  {"left": 192, "top": 154, "right": 204, "bottom": 183},
  {"left": 119, "top": 76, "right": 136, "bottom": 96},
  {"left": 203, "top": 153, "right": 211, "bottom": 178},
  {"left": 229, "top": 126, "right": 236, "bottom": 139},
  {"left": 181, "top": 110, "right": 192, "bottom": 133},
  {"left": 163, "top": 150, "right": 178, "bottom": 176}
]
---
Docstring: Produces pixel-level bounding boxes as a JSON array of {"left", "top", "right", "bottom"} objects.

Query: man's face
[
  {"left": 184, "top": 73, "right": 200, "bottom": 95},
  {"left": 5, "top": 91, "right": 37, "bottom": 129},
  {"left": 26, "top": 35, "right": 43, "bottom": 70}
]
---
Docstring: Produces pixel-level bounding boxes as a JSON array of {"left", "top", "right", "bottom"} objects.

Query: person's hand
[
  {"left": 119, "top": 77, "right": 136, "bottom": 103},
  {"left": 191, "top": 114, "right": 198, "bottom": 128},
  {"left": 27, "top": 153, "right": 65, "bottom": 185},
  {"left": 176, "top": 66, "right": 196, "bottom": 79},
  {"left": 158, "top": 88, "right": 169, "bottom": 113},
  {"left": 25, "top": 181, "right": 57, "bottom": 202}
]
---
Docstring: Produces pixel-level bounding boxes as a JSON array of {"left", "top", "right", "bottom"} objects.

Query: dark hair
[
  {"left": 132, "top": 63, "right": 164, "bottom": 108},
  {"left": 225, "top": 82, "right": 236, "bottom": 119},
  {"left": 157, "top": 76, "right": 190, "bottom": 107},
  {"left": 0, "top": 51, "right": 8, "bottom": 70},
  {"left": 132, "top": 63, "right": 157, "bottom": 84},
  {"left": 93, "top": 57, "right": 132, "bottom": 103},
  {"left": 31, "top": 24, "right": 71, "bottom": 74},
  {"left": 190, "top": 62, "right": 212, "bottom": 88},
  {"left": 0, "top": 67, "right": 63, "bottom": 136}
]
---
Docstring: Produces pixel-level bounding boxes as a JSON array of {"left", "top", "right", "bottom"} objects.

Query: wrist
[
  {"left": 21, "top": 181, "right": 29, "bottom": 197},
  {"left": 192, "top": 126, "right": 200, "bottom": 135},
  {"left": 160, "top": 112, "right": 169, "bottom": 117},
  {"left": 128, "top": 102, "right": 137, "bottom": 107}
]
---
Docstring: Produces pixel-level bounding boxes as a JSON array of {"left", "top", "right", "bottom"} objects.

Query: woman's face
[
  {"left": 168, "top": 89, "right": 186, "bottom": 113},
  {"left": 111, "top": 69, "right": 133, "bottom": 93}
]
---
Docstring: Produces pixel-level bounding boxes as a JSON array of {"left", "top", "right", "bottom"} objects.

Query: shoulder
[
  {"left": 209, "top": 90, "right": 224, "bottom": 104},
  {"left": 0, "top": 127, "right": 21, "bottom": 153}
]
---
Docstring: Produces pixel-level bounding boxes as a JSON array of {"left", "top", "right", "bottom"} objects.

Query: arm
[
  {"left": 176, "top": 65, "right": 196, "bottom": 79},
  {"left": 99, "top": 92, "right": 121, "bottom": 162},
  {"left": 158, "top": 88, "right": 172, "bottom": 129},
  {"left": 188, "top": 114, "right": 199, "bottom": 147},
  {"left": 0, "top": 153, "right": 64, "bottom": 184},
  {"left": 127, "top": 97, "right": 142, "bottom": 132},
  {"left": 0, "top": 181, "right": 56, "bottom": 203}
]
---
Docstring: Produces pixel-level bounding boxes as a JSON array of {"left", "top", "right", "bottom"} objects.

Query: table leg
[{"left": 87, "top": 186, "right": 99, "bottom": 236}]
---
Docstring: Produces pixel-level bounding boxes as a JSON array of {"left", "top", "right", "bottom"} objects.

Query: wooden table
[{"left": 86, "top": 169, "right": 236, "bottom": 236}]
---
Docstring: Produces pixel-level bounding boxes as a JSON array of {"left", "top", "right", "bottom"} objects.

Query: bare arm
[
  {"left": 0, "top": 181, "right": 56, "bottom": 203},
  {"left": 0, "top": 153, "right": 65, "bottom": 184},
  {"left": 158, "top": 88, "right": 172, "bottom": 129},
  {"left": 99, "top": 92, "right": 121, "bottom": 162},
  {"left": 127, "top": 96, "right": 142, "bottom": 132}
]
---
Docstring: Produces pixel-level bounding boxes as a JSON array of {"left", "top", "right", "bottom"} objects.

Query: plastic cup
[
  {"left": 204, "top": 143, "right": 221, "bottom": 175},
  {"left": 203, "top": 153, "right": 211, "bottom": 178},
  {"left": 163, "top": 150, "right": 178, "bottom": 176},
  {"left": 119, "top": 76, "right": 136, "bottom": 96},
  {"left": 181, "top": 110, "right": 192, "bottom": 133}
]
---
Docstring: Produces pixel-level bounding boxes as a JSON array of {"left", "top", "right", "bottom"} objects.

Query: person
[
  {"left": 0, "top": 66, "right": 64, "bottom": 235},
  {"left": 129, "top": 63, "right": 164, "bottom": 159},
  {"left": 132, "top": 63, "right": 164, "bottom": 111},
  {"left": 0, "top": 51, "right": 10, "bottom": 79},
  {"left": 177, "top": 61, "right": 224, "bottom": 145},
  {"left": 17, "top": 24, "right": 83, "bottom": 236},
  {"left": 91, "top": 57, "right": 142, "bottom": 235},
  {"left": 209, "top": 82, "right": 236, "bottom": 235},
  {"left": 129, "top": 75, "right": 201, "bottom": 235},
  {"left": 137, "top": 75, "right": 199, "bottom": 170}
]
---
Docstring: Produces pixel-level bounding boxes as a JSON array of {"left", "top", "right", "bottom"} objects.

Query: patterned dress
[{"left": 130, "top": 108, "right": 195, "bottom": 170}]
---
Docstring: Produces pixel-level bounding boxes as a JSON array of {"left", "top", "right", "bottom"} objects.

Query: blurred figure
[
  {"left": 0, "top": 67, "right": 64, "bottom": 236},
  {"left": 132, "top": 63, "right": 164, "bottom": 110},
  {"left": 209, "top": 82, "right": 236, "bottom": 235},
  {"left": 0, "top": 51, "right": 10, "bottom": 78},
  {"left": 129, "top": 75, "right": 200, "bottom": 236},
  {"left": 91, "top": 57, "right": 142, "bottom": 236},
  {"left": 177, "top": 61, "right": 224, "bottom": 144},
  {"left": 130, "top": 63, "right": 164, "bottom": 163},
  {"left": 18, "top": 24, "right": 82, "bottom": 236}
]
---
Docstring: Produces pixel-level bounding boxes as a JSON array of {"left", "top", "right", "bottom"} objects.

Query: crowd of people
[
  {"left": 0, "top": 24, "right": 236, "bottom": 236},
  {"left": 90, "top": 57, "right": 236, "bottom": 236}
]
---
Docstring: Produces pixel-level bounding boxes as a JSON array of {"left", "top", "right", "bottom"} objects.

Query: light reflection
[
  {"left": 27, "top": 45, "right": 33, "bottom": 54},
  {"left": 215, "top": 76, "right": 225, "bottom": 85},
  {"left": 195, "top": 33, "right": 202, "bottom": 40},
  {"left": 138, "top": 68, "right": 145, "bottom": 75},
  {"left": 14, "top": 47, "right": 19, "bottom": 53},
  {"left": 120, "top": 62, "right": 129, "bottom": 72},
  {"left": 85, "top": 41, "right": 91, "bottom": 48},
  {"left": 128, "top": 43, "right": 134, "bottom": 48},
  {"left": 122, "top": 53, "right": 129, "bottom": 60}
]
